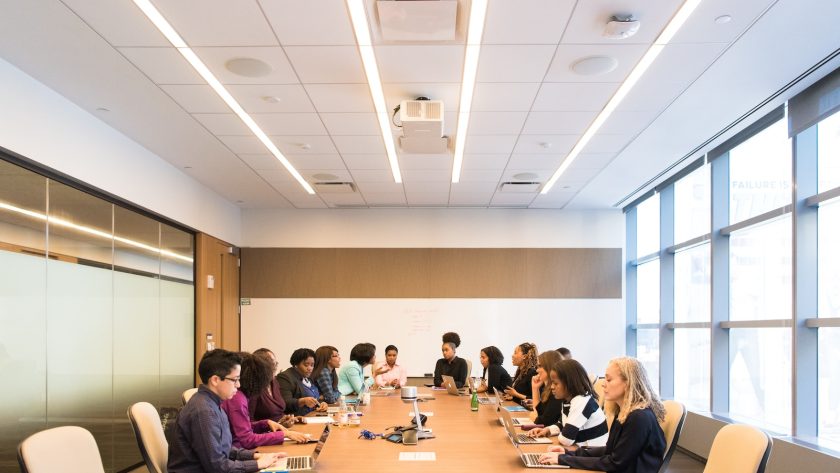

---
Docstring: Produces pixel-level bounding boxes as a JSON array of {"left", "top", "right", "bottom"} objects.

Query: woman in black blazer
[{"left": 476, "top": 346, "right": 511, "bottom": 394}]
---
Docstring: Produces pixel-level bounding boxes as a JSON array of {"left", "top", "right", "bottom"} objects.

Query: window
[
  {"left": 675, "top": 165, "right": 710, "bottom": 243},
  {"left": 636, "top": 194, "right": 660, "bottom": 257},
  {"left": 819, "top": 328, "right": 840, "bottom": 449},
  {"left": 817, "top": 110, "right": 840, "bottom": 192},
  {"left": 636, "top": 259, "right": 660, "bottom": 393},
  {"left": 729, "top": 119, "right": 791, "bottom": 223},
  {"left": 673, "top": 244, "right": 710, "bottom": 410},
  {"left": 729, "top": 328, "right": 791, "bottom": 432}
]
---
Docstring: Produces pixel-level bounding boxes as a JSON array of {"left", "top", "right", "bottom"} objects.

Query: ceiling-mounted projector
[
  {"left": 398, "top": 98, "right": 448, "bottom": 154},
  {"left": 603, "top": 15, "right": 640, "bottom": 39}
]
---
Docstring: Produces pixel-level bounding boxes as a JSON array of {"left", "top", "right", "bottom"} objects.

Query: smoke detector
[{"left": 603, "top": 15, "right": 640, "bottom": 40}]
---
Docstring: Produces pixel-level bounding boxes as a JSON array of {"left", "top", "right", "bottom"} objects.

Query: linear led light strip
[
  {"left": 541, "top": 0, "right": 703, "bottom": 194},
  {"left": 131, "top": 0, "right": 315, "bottom": 194},
  {"left": 0, "top": 201, "right": 194, "bottom": 263},
  {"left": 346, "top": 0, "right": 402, "bottom": 183},
  {"left": 452, "top": 0, "right": 488, "bottom": 183}
]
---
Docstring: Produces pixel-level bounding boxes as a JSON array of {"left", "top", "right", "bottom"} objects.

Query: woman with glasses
[
  {"left": 504, "top": 342, "right": 538, "bottom": 404},
  {"left": 277, "top": 348, "right": 329, "bottom": 416},
  {"left": 313, "top": 345, "right": 342, "bottom": 404},
  {"left": 221, "top": 352, "right": 309, "bottom": 448}
]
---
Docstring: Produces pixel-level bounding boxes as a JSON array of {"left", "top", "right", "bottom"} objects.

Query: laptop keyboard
[
  {"left": 516, "top": 434, "right": 538, "bottom": 443},
  {"left": 523, "top": 453, "right": 542, "bottom": 466},
  {"left": 287, "top": 456, "right": 309, "bottom": 470}
]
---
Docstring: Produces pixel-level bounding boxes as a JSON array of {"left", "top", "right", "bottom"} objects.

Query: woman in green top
[{"left": 337, "top": 342, "right": 389, "bottom": 395}]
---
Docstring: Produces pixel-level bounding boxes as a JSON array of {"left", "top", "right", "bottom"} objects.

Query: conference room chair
[
  {"left": 466, "top": 359, "right": 473, "bottom": 384},
  {"left": 128, "top": 401, "right": 168, "bottom": 473},
  {"left": 658, "top": 400, "right": 687, "bottom": 473},
  {"left": 181, "top": 387, "right": 198, "bottom": 405},
  {"left": 17, "top": 426, "right": 105, "bottom": 473},
  {"left": 703, "top": 423, "right": 772, "bottom": 473}
]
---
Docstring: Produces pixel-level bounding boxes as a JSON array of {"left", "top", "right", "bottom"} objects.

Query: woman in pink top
[
  {"left": 375, "top": 345, "right": 408, "bottom": 388},
  {"left": 221, "top": 352, "right": 309, "bottom": 449}
]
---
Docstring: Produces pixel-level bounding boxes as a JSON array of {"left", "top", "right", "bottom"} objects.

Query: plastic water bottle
[
  {"left": 339, "top": 394, "right": 346, "bottom": 412},
  {"left": 470, "top": 390, "right": 479, "bottom": 411}
]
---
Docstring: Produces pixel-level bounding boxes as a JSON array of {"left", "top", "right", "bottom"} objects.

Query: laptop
[
  {"left": 441, "top": 375, "right": 468, "bottom": 396},
  {"left": 511, "top": 438, "right": 569, "bottom": 469},
  {"left": 261, "top": 424, "right": 331, "bottom": 472},
  {"left": 493, "top": 389, "right": 530, "bottom": 426},
  {"left": 500, "top": 408, "right": 551, "bottom": 444}
]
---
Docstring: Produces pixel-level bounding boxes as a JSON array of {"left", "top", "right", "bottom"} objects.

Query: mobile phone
[{"left": 384, "top": 433, "right": 403, "bottom": 443}]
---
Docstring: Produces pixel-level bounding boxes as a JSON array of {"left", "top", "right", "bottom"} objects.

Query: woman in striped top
[{"left": 527, "top": 359, "right": 608, "bottom": 447}]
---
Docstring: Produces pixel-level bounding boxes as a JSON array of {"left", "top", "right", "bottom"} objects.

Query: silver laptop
[
  {"left": 512, "top": 439, "right": 569, "bottom": 469},
  {"left": 441, "top": 375, "right": 467, "bottom": 396},
  {"left": 493, "top": 389, "right": 530, "bottom": 426},
  {"left": 261, "top": 424, "right": 331, "bottom": 472},
  {"left": 500, "top": 408, "right": 551, "bottom": 444}
]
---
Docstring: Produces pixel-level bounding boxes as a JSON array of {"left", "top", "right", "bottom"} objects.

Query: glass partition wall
[{"left": 0, "top": 156, "right": 194, "bottom": 472}]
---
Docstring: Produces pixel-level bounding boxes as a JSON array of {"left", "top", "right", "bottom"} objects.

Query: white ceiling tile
[
  {"left": 154, "top": 0, "right": 278, "bottom": 46},
  {"left": 383, "top": 83, "right": 462, "bottom": 112},
  {"left": 532, "top": 82, "right": 619, "bottom": 111},
  {"left": 193, "top": 113, "right": 250, "bottom": 135},
  {"left": 598, "top": 110, "right": 659, "bottom": 136},
  {"left": 288, "top": 199, "right": 328, "bottom": 209},
  {"left": 363, "top": 193, "right": 407, "bottom": 206},
  {"left": 286, "top": 154, "right": 346, "bottom": 170},
  {"left": 545, "top": 44, "right": 648, "bottom": 83},
  {"left": 506, "top": 154, "right": 567, "bottom": 170},
  {"left": 561, "top": 0, "right": 681, "bottom": 45},
  {"left": 483, "top": 0, "right": 576, "bottom": 44},
  {"left": 305, "top": 84, "right": 374, "bottom": 112},
  {"left": 304, "top": 169, "right": 353, "bottom": 182},
  {"left": 512, "top": 135, "right": 578, "bottom": 154},
  {"left": 461, "top": 154, "right": 510, "bottom": 170},
  {"left": 458, "top": 169, "right": 504, "bottom": 182},
  {"left": 402, "top": 169, "right": 452, "bottom": 182},
  {"left": 272, "top": 135, "right": 337, "bottom": 154},
  {"left": 239, "top": 153, "right": 283, "bottom": 170},
  {"left": 464, "top": 135, "right": 518, "bottom": 154},
  {"left": 355, "top": 181, "right": 404, "bottom": 193},
  {"left": 332, "top": 135, "right": 385, "bottom": 154},
  {"left": 557, "top": 164, "right": 602, "bottom": 182},
  {"left": 449, "top": 193, "right": 493, "bottom": 206},
  {"left": 343, "top": 154, "right": 390, "bottom": 170},
  {"left": 259, "top": 169, "right": 299, "bottom": 184},
  {"left": 467, "top": 112, "right": 529, "bottom": 135},
  {"left": 376, "top": 46, "right": 465, "bottom": 83},
  {"left": 490, "top": 193, "right": 537, "bottom": 206},
  {"left": 405, "top": 193, "right": 450, "bottom": 206},
  {"left": 285, "top": 46, "right": 365, "bottom": 83},
  {"left": 321, "top": 193, "right": 366, "bottom": 207},
  {"left": 119, "top": 47, "right": 201, "bottom": 84},
  {"left": 320, "top": 113, "right": 379, "bottom": 135},
  {"left": 219, "top": 135, "right": 266, "bottom": 154},
  {"left": 193, "top": 46, "right": 298, "bottom": 84},
  {"left": 572, "top": 152, "right": 618, "bottom": 168},
  {"left": 61, "top": 0, "right": 171, "bottom": 46},
  {"left": 404, "top": 181, "right": 451, "bottom": 195},
  {"left": 671, "top": 0, "right": 776, "bottom": 44},
  {"left": 252, "top": 113, "right": 327, "bottom": 135},
  {"left": 501, "top": 169, "right": 555, "bottom": 182},
  {"left": 478, "top": 45, "right": 556, "bottom": 82},
  {"left": 530, "top": 192, "right": 575, "bottom": 208},
  {"left": 350, "top": 169, "right": 395, "bottom": 182},
  {"left": 472, "top": 83, "right": 540, "bottom": 112},
  {"left": 227, "top": 84, "right": 315, "bottom": 113},
  {"left": 260, "top": 0, "right": 356, "bottom": 46},
  {"left": 451, "top": 181, "right": 498, "bottom": 193},
  {"left": 521, "top": 111, "right": 597, "bottom": 135},
  {"left": 398, "top": 154, "right": 453, "bottom": 171},
  {"left": 160, "top": 84, "right": 230, "bottom": 113},
  {"left": 585, "top": 134, "right": 631, "bottom": 153}
]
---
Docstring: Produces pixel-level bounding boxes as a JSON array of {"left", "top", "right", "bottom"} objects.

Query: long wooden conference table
[{"left": 258, "top": 387, "right": 592, "bottom": 472}]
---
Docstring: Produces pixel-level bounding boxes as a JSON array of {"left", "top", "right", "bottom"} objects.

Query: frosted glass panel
[
  {"left": 48, "top": 180, "right": 113, "bottom": 265},
  {"left": 161, "top": 280, "right": 196, "bottom": 406},
  {"left": 0, "top": 160, "right": 46, "bottom": 251},
  {"left": 674, "top": 244, "right": 710, "bottom": 323},
  {"left": 674, "top": 329, "right": 710, "bottom": 411}
]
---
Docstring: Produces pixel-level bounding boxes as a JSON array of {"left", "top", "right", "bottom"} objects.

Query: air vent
[
  {"left": 377, "top": 1, "right": 458, "bottom": 41},
  {"left": 314, "top": 182, "right": 356, "bottom": 194},
  {"left": 500, "top": 182, "right": 541, "bottom": 193}
]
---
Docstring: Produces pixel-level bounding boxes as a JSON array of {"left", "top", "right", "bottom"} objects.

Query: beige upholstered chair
[
  {"left": 18, "top": 426, "right": 105, "bottom": 473},
  {"left": 704, "top": 423, "right": 772, "bottom": 473},
  {"left": 181, "top": 387, "right": 198, "bottom": 405},
  {"left": 128, "top": 402, "right": 168, "bottom": 473},
  {"left": 658, "top": 401, "right": 687, "bottom": 472},
  {"left": 465, "top": 359, "right": 473, "bottom": 386}
]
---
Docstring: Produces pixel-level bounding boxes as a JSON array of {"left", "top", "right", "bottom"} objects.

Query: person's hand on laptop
[
  {"left": 527, "top": 427, "right": 549, "bottom": 438},
  {"left": 267, "top": 419, "right": 284, "bottom": 432},
  {"left": 547, "top": 446, "right": 566, "bottom": 453},
  {"left": 538, "top": 452, "right": 560, "bottom": 465},
  {"left": 255, "top": 452, "right": 287, "bottom": 469},
  {"left": 284, "top": 430, "right": 310, "bottom": 443}
]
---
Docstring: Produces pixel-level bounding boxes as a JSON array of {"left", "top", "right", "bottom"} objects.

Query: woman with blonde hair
[
  {"left": 538, "top": 357, "right": 666, "bottom": 473},
  {"left": 504, "top": 342, "right": 538, "bottom": 403}
]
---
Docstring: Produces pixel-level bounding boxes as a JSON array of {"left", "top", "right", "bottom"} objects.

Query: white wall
[
  {"left": 241, "top": 208, "right": 623, "bottom": 248},
  {"left": 0, "top": 58, "right": 241, "bottom": 244}
]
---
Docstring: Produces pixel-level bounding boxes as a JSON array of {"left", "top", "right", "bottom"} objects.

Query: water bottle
[
  {"left": 470, "top": 390, "right": 479, "bottom": 411},
  {"left": 339, "top": 395, "right": 346, "bottom": 412}
]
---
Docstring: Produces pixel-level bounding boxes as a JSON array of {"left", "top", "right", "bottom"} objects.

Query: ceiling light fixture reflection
[
  {"left": 451, "top": 0, "right": 488, "bottom": 183},
  {"left": 541, "top": 0, "right": 702, "bottom": 194},
  {"left": 0, "top": 201, "right": 194, "bottom": 263},
  {"left": 346, "top": 0, "right": 402, "bottom": 183},
  {"left": 131, "top": 0, "right": 314, "bottom": 194}
]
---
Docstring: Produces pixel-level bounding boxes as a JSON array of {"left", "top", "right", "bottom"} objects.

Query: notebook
[
  {"left": 441, "top": 375, "right": 468, "bottom": 396},
  {"left": 260, "top": 424, "right": 331, "bottom": 472},
  {"left": 500, "top": 408, "right": 551, "bottom": 444}
]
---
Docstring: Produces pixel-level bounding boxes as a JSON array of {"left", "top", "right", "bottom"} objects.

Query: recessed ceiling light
[
  {"left": 513, "top": 172, "right": 539, "bottom": 181},
  {"left": 570, "top": 56, "right": 619, "bottom": 76},
  {"left": 715, "top": 14, "right": 732, "bottom": 24},
  {"left": 261, "top": 95, "right": 282, "bottom": 103},
  {"left": 312, "top": 173, "right": 339, "bottom": 181},
  {"left": 225, "top": 57, "right": 273, "bottom": 77}
]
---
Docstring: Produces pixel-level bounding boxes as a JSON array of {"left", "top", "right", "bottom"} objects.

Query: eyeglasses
[{"left": 223, "top": 377, "right": 241, "bottom": 385}]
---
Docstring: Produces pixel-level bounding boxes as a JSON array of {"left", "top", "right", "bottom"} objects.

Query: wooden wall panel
[{"left": 241, "top": 248, "right": 621, "bottom": 299}]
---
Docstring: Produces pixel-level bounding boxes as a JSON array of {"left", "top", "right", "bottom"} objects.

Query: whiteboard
[{"left": 241, "top": 298, "right": 625, "bottom": 379}]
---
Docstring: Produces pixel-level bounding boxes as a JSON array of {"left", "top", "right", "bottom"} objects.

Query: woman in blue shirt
[
  {"left": 277, "top": 348, "right": 328, "bottom": 416},
  {"left": 337, "top": 343, "right": 389, "bottom": 395}
]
